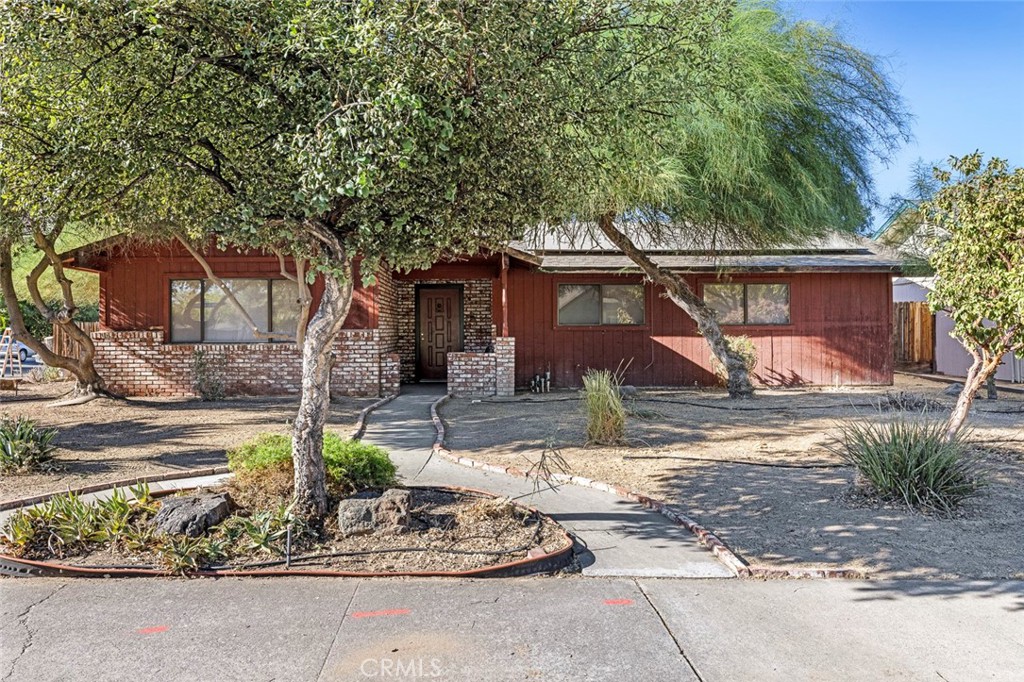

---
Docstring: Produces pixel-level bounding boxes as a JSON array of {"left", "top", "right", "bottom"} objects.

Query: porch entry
[{"left": 416, "top": 285, "right": 463, "bottom": 380}]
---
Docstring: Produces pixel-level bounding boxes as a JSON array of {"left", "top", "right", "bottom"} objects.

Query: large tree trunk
[
  {"left": 596, "top": 214, "right": 755, "bottom": 398},
  {"left": 0, "top": 239, "right": 107, "bottom": 400},
  {"left": 945, "top": 346, "right": 1004, "bottom": 440},
  {"left": 291, "top": 255, "right": 354, "bottom": 520}
]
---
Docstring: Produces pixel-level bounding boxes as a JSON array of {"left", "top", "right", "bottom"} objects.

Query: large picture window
[
  {"left": 703, "top": 282, "right": 790, "bottom": 325},
  {"left": 557, "top": 284, "right": 645, "bottom": 326},
  {"left": 169, "top": 278, "right": 300, "bottom": 342}
]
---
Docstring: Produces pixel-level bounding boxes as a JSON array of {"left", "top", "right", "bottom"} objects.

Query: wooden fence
[
  {"left": 893, "top": 302, "right": 934, "bottom": 366},
  {"left": 51, "top": 322, "right": 101, "bottom": 360}
]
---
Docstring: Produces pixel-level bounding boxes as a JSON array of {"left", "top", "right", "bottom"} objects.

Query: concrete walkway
[
  {"left": 3, "top": 576, "right": 1021, "bottom": 681},
  {"left": 361, "top": 385, "right": 733, "bottom": 579}
]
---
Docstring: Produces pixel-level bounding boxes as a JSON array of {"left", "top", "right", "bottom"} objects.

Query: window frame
[
  {"left": 168, "top": 277, "right": 299, "bottom": 343},
  {"left": 554, "top": 281, "right": 649, "bottom": 329},
  {"left": 701, "top": 280, "right": 792, "bottom": 327}
]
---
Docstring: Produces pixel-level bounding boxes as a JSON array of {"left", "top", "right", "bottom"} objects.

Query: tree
[
  {"left": 2, "top": 0, "right": 732, "bottom": 518},
  {"left": 875, "top": 159, "right": 944, "bottom": 267},
  {"left": 0, "top": 20, "right": 154, "bottom": 400},
  {"left": 924, "top": 153, "right": 1024, "bottom": 439},
  {"left": 538, "top": 7, "right": 910, "bottom": 396}
]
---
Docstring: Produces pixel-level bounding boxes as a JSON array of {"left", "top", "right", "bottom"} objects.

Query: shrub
[
  {"left": 227, "top": 433, "right": 396, "bottom": 491},
  {"left": 832, "top": 419, "right": 982, "bottom": 514},
  {"left": 190, "top": 348, "right": 225, "bottom": 401},
  {"left": 0, "top": 416, "right": 58, "bottom": 474},
  {"left": 581, "top": 369, "right": 626, "bottom": 445},
  {"left": 881, "top": 391, "right": 943, "bottom": 413},
  {"left": 322, "top": 436, "right": 397, "bottom": 489},
  {"left": 709, "top": 335, "right": 758, "bottom": 386}
]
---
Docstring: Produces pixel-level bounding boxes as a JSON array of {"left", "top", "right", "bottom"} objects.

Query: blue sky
[{"left": 780, "top": 1, "right": 1024, "bottom": 230}]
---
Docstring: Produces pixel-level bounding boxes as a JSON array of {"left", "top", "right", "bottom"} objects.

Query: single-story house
[{"left": 63, "top": 232, "right": 901, "bottom": 398}]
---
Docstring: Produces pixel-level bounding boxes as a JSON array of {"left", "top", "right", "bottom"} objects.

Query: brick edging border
[
  {"left": 350, "top": 393, "right": 399, "bottom": 441},
  {"left": 0, "top": 466, "right": 232, "bottom": 512},
  {"left": 429, "top": 394, "right": 869, "bottom": 580}
]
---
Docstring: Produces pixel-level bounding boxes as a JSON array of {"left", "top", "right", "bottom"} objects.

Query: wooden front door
[{"left": 417, "top": 287, "right": 463, "bottom": 380}]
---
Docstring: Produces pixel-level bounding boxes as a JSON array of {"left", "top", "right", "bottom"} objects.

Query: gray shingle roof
[{"left": 509, "top": 227, "right": 903, "bottom": 273}]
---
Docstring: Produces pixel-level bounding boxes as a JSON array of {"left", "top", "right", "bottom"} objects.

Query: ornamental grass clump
[
  {"left": 581, "top": 369, "right": 626, "bottom": 445},
  {"left": 832, "top": 418, "right": 982, "bottom": 515},
  {"left": 0, "top": 416, "right": 58, "bottom": 474}
]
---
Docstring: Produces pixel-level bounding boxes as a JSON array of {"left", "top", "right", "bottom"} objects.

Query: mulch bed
[{"left": 2, "top": 485, "right": 569, "bottom": 576}]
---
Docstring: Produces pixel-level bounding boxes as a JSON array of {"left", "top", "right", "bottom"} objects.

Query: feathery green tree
[{"left": 540, "top": 6, "right": 910, "bottom": 396}]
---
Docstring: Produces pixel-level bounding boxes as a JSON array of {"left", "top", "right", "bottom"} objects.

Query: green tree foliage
[
  {"left": 925, "top": 153, "right": 1024, "bottom": 438},
  {"left": 0, "top": 2, "right": 147, "bottom": 396},
  {"left": 536, "top": 6, "right": 910, "bottom": 397}
]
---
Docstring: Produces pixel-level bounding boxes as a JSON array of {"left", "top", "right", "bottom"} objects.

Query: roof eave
[{"left": 539, "top": 265, "right": 904, "bottom": 275}]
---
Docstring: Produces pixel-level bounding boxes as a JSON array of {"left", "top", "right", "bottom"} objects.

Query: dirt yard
[
  {"left": 441, "top": 375, "right": 1024, "bottom": 579},
  {"left": 0, "top": 382, "right": 373, "bottom": 503}
]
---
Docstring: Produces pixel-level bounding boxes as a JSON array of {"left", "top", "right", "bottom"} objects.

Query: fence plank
[
  {"left": 892, "top": 302, "right": 933, "bottom": 365},
  {"left": 51, "top": 322, "right": 101, "bottom": 360}
]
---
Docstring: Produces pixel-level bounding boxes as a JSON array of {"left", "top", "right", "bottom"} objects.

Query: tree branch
[{"left": 176, "top": 234, "right": 293, "bottom": 341}]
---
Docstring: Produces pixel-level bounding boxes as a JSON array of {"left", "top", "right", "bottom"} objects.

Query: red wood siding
[
  {"left": 93, "top": 242, "right": 375, "bottom": 332},
  {"left": 508, "top": 271, "right": 893, "bottom": 388}
]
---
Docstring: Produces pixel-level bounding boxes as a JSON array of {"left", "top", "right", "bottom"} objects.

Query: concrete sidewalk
[
  {"left": 361, "top": 386, "right": 733, "bottom": 579},
  {"left": 3, "top": 577, "right": 1020, "bottom": 681}
]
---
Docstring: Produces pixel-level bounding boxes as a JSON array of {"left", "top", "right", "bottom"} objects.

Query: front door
[{"left": 417, "top": 287, "right": 463, "bottom": 380}]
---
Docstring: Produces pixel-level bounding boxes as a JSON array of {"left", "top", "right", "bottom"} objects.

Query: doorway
[{"left": 416, "top": 285, "right": 463, "bottom": 381}]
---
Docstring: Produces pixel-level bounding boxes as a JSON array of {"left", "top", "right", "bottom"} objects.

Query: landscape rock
[
  {"left": 943, "top": 382, "right": 964, "bottom": 396},
  {"left": 337, "top": 488, "right": 412, "bottom": 537},
  {"left": 152, "top": 492, "right": 233, "bottom": 537}
]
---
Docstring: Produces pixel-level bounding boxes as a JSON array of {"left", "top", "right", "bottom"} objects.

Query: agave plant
[{"left": 0, "top": 417, "right": 58, "bottom": 474}]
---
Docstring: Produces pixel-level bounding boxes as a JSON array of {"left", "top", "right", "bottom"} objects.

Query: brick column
[
  {"left": 494, "top": 337, "right": 515, "bottom": 397},
  {"left": 380, "top": 353, "right": 401, "bottom": 396}
]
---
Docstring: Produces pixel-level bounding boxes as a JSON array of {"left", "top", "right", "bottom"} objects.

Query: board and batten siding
[
  {"left": 96, "top": 242, "right": 378, "bottom": 333},
  {"left": 507, "top": 270, "right": 893, "bottom": 388}
]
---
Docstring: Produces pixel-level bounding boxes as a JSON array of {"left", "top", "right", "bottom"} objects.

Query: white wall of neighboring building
[
  {"left": 892, "top": 278, "right": 1022, "bottom": 382},
  {"left": 893, "top": 278, "right": 928, "bottom": 303}
]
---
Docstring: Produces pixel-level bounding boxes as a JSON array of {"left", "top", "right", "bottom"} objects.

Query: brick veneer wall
[
  {"left": 395, "top": 279, "right": 493, "bottom": 383},
  {"left": 447, "top": 352, "right": 496, "bottom": 397},
  {"left": 376, "top": 269, "right": 400, "bottom": 354},
  {"left": 447, "top": 337, "right": 516, "bottom": 398},
  {"left": 93, "top": 330, "right": 390, "bottom": 398}
]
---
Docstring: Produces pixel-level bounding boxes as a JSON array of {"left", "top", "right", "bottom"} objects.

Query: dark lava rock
[
  {"left": 337, "top": 488, "right": 412, "bottom": 538},
  {"left": 943, "top": 382, "right": 965, "bottom": 396},
  {"left": 152, "top": 492, "right": 233, "bottom": 537}
]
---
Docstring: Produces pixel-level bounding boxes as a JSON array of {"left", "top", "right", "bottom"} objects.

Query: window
[
  {"left": 557, "top": 284, "right": 645, "bottom": 326},
  {"left": 170, "top": 278, "right": 300, "bottom": 342},
  {"left": 704, "top": 282, "right": 790, "bottom": 325}
]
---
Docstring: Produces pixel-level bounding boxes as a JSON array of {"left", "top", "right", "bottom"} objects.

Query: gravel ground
[
  {"left": 0, "top": 382, "right": 373, "bottom": 503},
  {"left": 441, "top": 375, "right": 1024, "bottom": 579}
]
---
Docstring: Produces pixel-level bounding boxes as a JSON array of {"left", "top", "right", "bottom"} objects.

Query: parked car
[{"left": 0, "top": 338, "right": 35, "bottom": 363}]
